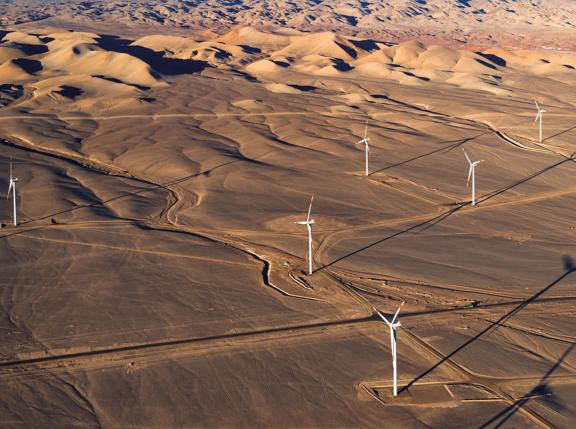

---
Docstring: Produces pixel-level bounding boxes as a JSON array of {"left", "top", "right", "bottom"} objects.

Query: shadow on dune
[
  {"left": 402, "top": 70, "right": 430, "bottom": 81},
  {"left": 8, "top": 42, "right": 48, "bottom": 56},
  {"left": 96, "top": 35, "right": 209, "bottom": 76},
  {"left": 476, "top": 156, "right": 573, "bottom": 205},
  {"left": 12, "top": 58, "right": 42, "bottom": 74},
  {"left": 289, "top": 84, "right": 317, "bottom": 92},
  {"left": 478, "top": 343, "right": 574, "bottom": 428},
  {"left": 238, "top": 44, "right": 261, "bottom": 54},
  {"left": 370, "top": 131, "right": 489, "bottom": 175},
  {"left": 314, "top": 153, "right": 574, "bottom": 273},
  {"left": 542, "top": 122, "right": 576, "bottom": 142},
  {"left": 401, "top": 256, "right": 576, "bottom": 396},
  {"left": 0, "top": 84, "right": 24, "bottom": 107},
  {"left": 349, "top": 39, "right": 380, "bottom": 52},
  {"left": 370, "top": 93, "right": 450, "bottom": 117},
  {"left": 270, "top": 59, "right": 290, "bottom": 67},
  {"left": 335, "top": 41, "right": 358, "bottom": 59},
  {"left": 93, "top": 75, "right": 151, "bottom": 91},
  {"left": 332, "top": 58, "right": 354, "bottom": 72},
  {"left": 0, "top": 224, "right": 46, "bottom": 238},
  {"left": 474, "top": 58, "right": 498, "bottom": 70},
  {"left": 475, "top": 52, "right": 507, "bottom": 68},
  {"left": 312, "top": 203, "right": 468, "bottom": 274},
  {"left": 57, "top": 86, "right": 83, "bottom": 99}
]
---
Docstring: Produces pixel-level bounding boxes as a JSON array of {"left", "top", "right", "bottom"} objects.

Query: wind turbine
[
  {"left": 377, "top": 301, "right": 405, "bottom": 397},
  {"left": 294, "top": 196, "right": 315, "bottom": 275},
  {"left": 357, "top": 120, "right": 370, "bottom": 176},
  {"left": 534, "top": 100, "right": 547, "bottom": 143},
  {"left": 7, "top": 158, "right": 18, "bottom": 226},
  {"left": 464, "top": 150, "right": 483, "bottom": 206}
]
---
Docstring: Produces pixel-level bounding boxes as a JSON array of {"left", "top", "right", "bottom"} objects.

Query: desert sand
[
  {"left": 0, "top": 7, "right": 576, "bottom": 429},
  {"left": 1, "top": 0, "right": 576, "bottom": 50}
]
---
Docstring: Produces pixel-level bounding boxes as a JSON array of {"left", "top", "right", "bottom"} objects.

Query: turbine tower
[
  {"left": 295, "top": 196, "right": 315, "bottom": 275},
  {"left": 377, "top": 301, "right": 405, "bottom": 397},
  {"left": 464, "top": 150, "right": 483, "bottom": 206},
  {"left": 534, "top": 100, "right": 547, "bottom": 143},
  {"left": 357, "top": 120, "right": 370, "bottom": 176},
  {"left": 7, "top": 158, "right": 18, "bottom": 226}
]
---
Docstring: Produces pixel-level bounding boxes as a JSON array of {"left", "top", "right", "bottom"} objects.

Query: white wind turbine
[
  {"left": 464, "top": 150, "right": 483, "bottom": 206},
  {"left": 7, "top": 158, "right": 18, "bottom": 226},
  {"left": 294, "top": 196, "right": 315, "bottom": 275},
  {"left": 377, "top": 301, "right": 405, "bottom": 397},
  {"left": 534, "top": 100, "right": 547, "bottom": 143},
  {"left": 357, "top": 120, "right": 370, "bottom": 176}
]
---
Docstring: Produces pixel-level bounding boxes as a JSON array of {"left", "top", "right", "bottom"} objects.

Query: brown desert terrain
[
  {"left": 1, "top": 2, "right": 576, "bottom": 428},
  {"left": 1, "top": 0, "right": 576, "bottom": 49}
]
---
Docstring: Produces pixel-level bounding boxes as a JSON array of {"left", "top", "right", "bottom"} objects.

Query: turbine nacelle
[
  {"left": 295, "top": 219, "right": 315, "bottom": 225},
  {"left": 357, "top": 119, "right": 371, "bottom": 176},
  {"left": 534, "top": 100, "right": 547, "bottom": 120},
  {"left": 6, "top": 158, "right": 18, "bottom": 226},
  {"left": 533, "top": 100, "right": 547, "bottom": 142},
  {"left": 386, "top": 321, "right": 401, "bottom": 329},
  {"left": 534, "top": 100, "right": 546, "bottom": 112},
  {"left": 463, "top": 150, "right": 482, "bottom": 166},
  {"left": 534, "top": 111, "right": 546, "bottom": 121},
  {"left": 7, "top": 178, "right": 17, "bottom": 197},
  {"left": 294, "top": 195, "right": 315, "bottom": 275},
  {"left": 464, "top": 150, "right": 483, "bottom": 187},
  {"left": 376, "top": 301, "right": 405, "bottom": 327},
  {"left": 466, "top": 161, "right": 483, "bottom": 185}
]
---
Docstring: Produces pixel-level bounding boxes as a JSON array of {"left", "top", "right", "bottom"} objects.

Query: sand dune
[
  {"left": 246, "top": 59, "right": 287, "bottom": 74},
  {"left": 0, "top": 27, "right": 573, "bottom": 99},
  {"left": 3, "top": 30, "right": 44, "bottom": 45},
  {"left": 217, "top": 27, "right": 295, "bottom": 49},
  {"left": 131, "top": 34, "right": 199, "bottom": 53},
  {"left": 63, "top": 50, "right": 156, "bottom": 87},
  {"left": 41, "top": 47, "right": 160, "bottom": 87},
  {"left": 273, "top": 31, "right": 362, "bottom": 60},
  {"left": 0, "top": 22, "right": 576, "bottom": 429},
  {"left": 0, "top": 45, "right": 27, "bottom": 63},
  {"left": 1, "top": 1, "right": 575, "bottom": 49},
  {"left": 0, "top": 58, "right": 37, "bottom": 82}
]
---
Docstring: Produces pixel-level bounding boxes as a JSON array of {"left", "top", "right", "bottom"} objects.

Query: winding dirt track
[
  {"left": 2, "top": 107, "right": 575, "bottom": 428},
  {"left": 1, "top": 296, "right": 574, "bottom": 375}
]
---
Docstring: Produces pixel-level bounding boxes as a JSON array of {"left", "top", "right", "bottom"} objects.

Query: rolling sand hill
[
  {"left": 1, "top": 24, "right": 576, "bottom": 428},
  {"left": 1, "top": 0, "right": 576, "bottom": 50}
]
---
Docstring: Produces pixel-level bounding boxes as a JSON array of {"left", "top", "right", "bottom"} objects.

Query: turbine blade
[
  {"left": 534, "top": 112, "right": 540, "bottom": 123},
  {"left": 467, "top": 166, "right": 472, "bottom": 186},
  {"left": 306, "top": 195, "right": 313, "bottom": 223},
  {"left": 9, "top": 157, "right": 13, "bottom": 181},
  {"left": 391, "top": 301, "right": 405, "bottom": 324},
  {"left": 534, "top": 100, "right": 540, "bottom": 111},
  {"left": 463, "top": 150, "right": 471, "bottom": 164},
  {"left": 364, "top": 119, "right": 368, "bottom": 140},
  {"left": 377, "top": 311, "right": 392, "bottom": 326},
  {"left": 7, "top": 182, "right": 13, "bottom": 198}
]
